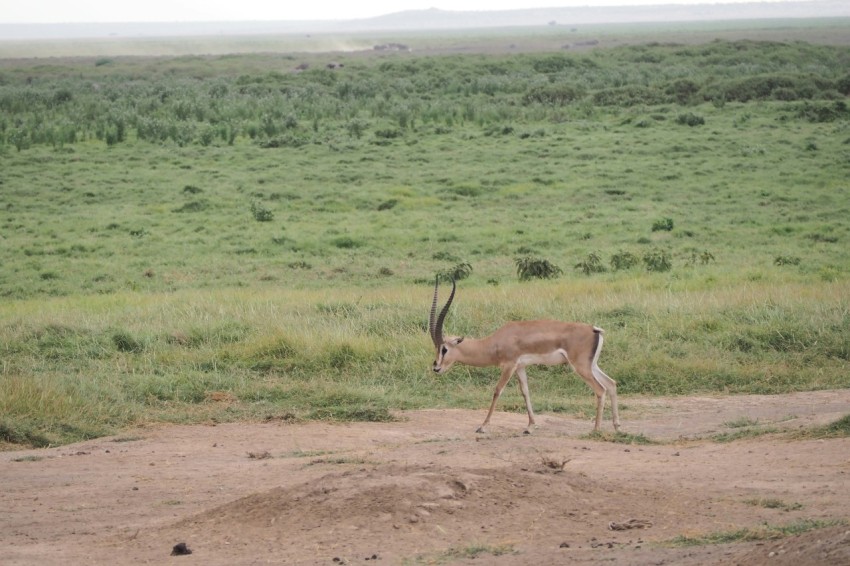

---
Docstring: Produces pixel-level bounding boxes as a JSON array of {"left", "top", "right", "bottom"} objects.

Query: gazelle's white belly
[{"left": 517, "top": 349, "right": 568, "bottom": 367}]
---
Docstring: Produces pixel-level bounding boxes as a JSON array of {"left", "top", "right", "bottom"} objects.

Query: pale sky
[{"left": 0, "top": 0, "right": 804, "bottom": 24}]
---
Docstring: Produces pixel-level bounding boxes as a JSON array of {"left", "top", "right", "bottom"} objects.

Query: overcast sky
[{"left": 0, "top": 0, "right": 810, "bottom": 24}]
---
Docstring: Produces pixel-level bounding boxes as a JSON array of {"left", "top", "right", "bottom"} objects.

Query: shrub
[
  {"left": 346, "top": 119, "right": 368, "bottom": 139},
  {"left": 705, "top": 72, "right": 836, "bottom": 104},
  {"left": 172, "top": 200, "right": 207, "bottom": 213},
  {"left": 794, "top": 101, "right": 849, "bottom": 123},
  {"left": 531, "top": 54, "right": 581, "bottom": 73},
  {"left": 592, "top": 85, "right": 667, "bottom": 107},
  {"left": 374, "top": 128, "right": 402, "bottom": 139},
  {"left": 258, "top": 134, "right": 308, "bottom": 148},
  {"left": 676, "top": 112, "right": 705, "bottom": 127},
  {"left": 515, "top": 256, "right": 562, "bottom": 281},
  {"left": 837, "top": 74, "right": 850, "bottom": 95},
  {"left": 687, "top": 250, "right": 716, "bottom": 266},
  {"left": 251, "top": 202, "right": 274, "bottom": 222},
  {"left": 450, "top": 185, "right": 482, "bottom": 198},
  {"left": 438, "top": 262, "right": 473, "bottom": 282},
  {"left": 652, "top": 218, "right": 674, "bottom": 232},
  {"left": 523, "top": 84, "right": 585, "bottom": 106},
  {"left": 332, "top": 236, "right": 361, "bottom": 249},
  {"left": 665, "top": 79, "right": 700, "bottom": 104},
  {"left": 483, "top": 125, "right": 515, "bottom": 137},
  {"left": 575, "top": 252, "right": 607, "bottom": 276},
  {"left": 112, "top": 331, "right": 143, "bottom": 353},
  {"left": 432, "top": 251, "right": 460, "bottom": 262},
  {"left": 610, "top": 251, "right": 640, "bottom": 271},
  {"left": 774, "top": 255, "right": 801, "bottom": 266},
  {"left": 643, "top": 249, "right": 672, "bottom": 272}
]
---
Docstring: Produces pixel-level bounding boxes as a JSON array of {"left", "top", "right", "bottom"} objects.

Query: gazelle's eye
[{"left": 441, "top": 346, "right": 448, "bottom": 355}]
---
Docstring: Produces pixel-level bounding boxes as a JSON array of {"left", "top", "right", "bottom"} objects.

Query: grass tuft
[
  {"left": 583, "top": 430, "right": 659, "bottom": 445},
  {"left": 790, "top": 414, "right": 850, "bottom": 440}
]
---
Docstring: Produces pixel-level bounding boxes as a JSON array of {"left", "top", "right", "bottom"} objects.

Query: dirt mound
[
  {"left": 726, "top": 525, "right": 850, "bottom": 565},
  {"left": 185, "top": 465, "right": 488, "bottom": 530},
  {"left": 170, "top": 462, "right": 605, "bottom": 560}
]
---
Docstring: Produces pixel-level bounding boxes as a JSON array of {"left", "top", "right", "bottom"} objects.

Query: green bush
[
  {"left": 652, "top": 218, "right": 674, "bottom": 232},
  {"left": 702, "top": 74, "right": 832, "bottom": 103},
  {"left": 610, "top": 251, "right": 640, "bottom": 271},
  {"left": 676, "top": 112, "right": 705, "bottom": 127},
  {"left": 774, "top": 255, "right": 801, "bottom": 266},
  {"left": 665, "top": 79, "right": 701, "bottom": 104},
  {"left": 332, "top": 236, "right": 361, "bottom": 249},
  {"left": 250, "top": 202, "right": 274, "bottom": 222},
  {"left": 523, "top": 84, "right": 585, "bottom": 105},
  {"left": 643, "top": 249, "right": 672, "bottom": 272},
  {"left": 687, "top": 250, "right": 716, "bottom": 266},
  {"left": 575, "top": 252, "right": 607, "bottom": 276},
  {"left": 592, "top": 85, "right": 667, "bottom": 107},
  {"left": 515, "top": 256, "right": 562, "bottom": 281},
  {"left": 438, "top": 262, "right": 473, "bottom": 282},
  {"left": 173, "top": 200, "right": 208, "bottom": 213},
  {"left": 794, "top": 101, "right": 849, "bottom": 123},
  {"left": 112, "top": 330, "right": 143, "bottom": 353}
]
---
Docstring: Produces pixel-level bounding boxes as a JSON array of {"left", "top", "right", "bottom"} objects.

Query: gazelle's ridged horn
[
  {"left": 434, "top": 278, "right": 456, "bottom": 347},
  {"left": 429, "top": 276, "right": 440, "bottom": 346}
]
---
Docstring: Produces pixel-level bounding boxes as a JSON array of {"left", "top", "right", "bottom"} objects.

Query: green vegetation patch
[
  {"left": 791, "top": 414, "right": 850, "bottom": 440},
  {"left": 583, "top": 430, "right": 659, "bottom": 445},
  {"left": 744, "top": 498, "right": 803, "bottom": 512},
  {"left": 0, "top": 35, "right": 848, "bottom": 447},
  {"left": 667, "top": 519, "right": 846, "bottom": 547}
]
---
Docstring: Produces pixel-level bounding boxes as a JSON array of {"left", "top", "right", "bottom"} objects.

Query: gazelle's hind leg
[
  {"left": 570, "top": 359, "right": 619, "bottom": 432},
  {"left": 592, "top": 364, "right": 620, "bottom": 431}
]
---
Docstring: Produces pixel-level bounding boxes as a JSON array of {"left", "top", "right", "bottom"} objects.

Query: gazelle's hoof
[
  {"left": 523, "top": 429, "right": 532, "bottom": 435},
  {"left": 475, "top": 426, "right": 486, "bottom": 434}
]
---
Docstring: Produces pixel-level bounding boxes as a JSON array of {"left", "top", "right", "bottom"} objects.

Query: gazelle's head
[{"left": 429, "top": 277, "right": 464, "bottom": 374}]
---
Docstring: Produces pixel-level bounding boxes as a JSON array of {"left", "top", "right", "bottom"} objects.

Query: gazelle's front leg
[
  {"left": 516, "top": 366, "right": 537, "bottom": 435},
  {"left": 476, "top": 365, "right": 516, "bottom": 433}
]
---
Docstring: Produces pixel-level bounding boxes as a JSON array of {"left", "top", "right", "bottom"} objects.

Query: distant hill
[
  {"left": 1, "top": 1, "right": 848, "bottom": 40},
  {"left": 362, "top": 1, "right": 849, "bottom": 30}
]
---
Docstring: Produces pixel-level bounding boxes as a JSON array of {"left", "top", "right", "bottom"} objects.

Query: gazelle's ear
[{"left": 451, "top": 337, "right": 464, "bottom": 345}]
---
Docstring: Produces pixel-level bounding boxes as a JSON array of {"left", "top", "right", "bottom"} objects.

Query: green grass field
[{"left": 1, "top": 27, "right": 848, "bottom": 447}]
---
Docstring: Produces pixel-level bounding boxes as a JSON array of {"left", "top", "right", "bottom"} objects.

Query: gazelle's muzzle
[{"left": 432, "top": 347, "right": 444, "bottom": 373}]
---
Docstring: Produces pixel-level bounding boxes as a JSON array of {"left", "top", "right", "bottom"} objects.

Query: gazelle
[{"left": 429, "top": 278, "right": 620, "bottom": 434}]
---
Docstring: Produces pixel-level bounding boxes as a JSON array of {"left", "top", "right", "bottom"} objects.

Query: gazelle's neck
[{"left": 454, "top": 337, "right": 496, "bottom": 368}]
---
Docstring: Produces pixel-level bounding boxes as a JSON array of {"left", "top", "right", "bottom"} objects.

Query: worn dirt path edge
[{"left": 2, "top": 390, "right": 849, "bottom": 565}]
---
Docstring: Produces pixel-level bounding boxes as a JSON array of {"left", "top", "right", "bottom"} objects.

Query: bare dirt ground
[{"left": 3, "top": 390, "right": 850, "bottom": 565}]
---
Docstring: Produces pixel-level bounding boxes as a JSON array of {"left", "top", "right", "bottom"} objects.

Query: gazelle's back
[{"left": 488, "top": 320, "right": 598, "bottom": 361}]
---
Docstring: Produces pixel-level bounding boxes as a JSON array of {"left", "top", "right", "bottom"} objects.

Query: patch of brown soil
[{"left": 2, "top": 390, "right": 849, "bottom": 565}]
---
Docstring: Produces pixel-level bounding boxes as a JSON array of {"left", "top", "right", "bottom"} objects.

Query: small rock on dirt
[{"left": 170, "top": 542, "right": 192, "bottom": 556}]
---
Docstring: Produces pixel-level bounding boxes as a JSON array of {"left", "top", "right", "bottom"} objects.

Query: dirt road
[{"left": 3, "top": 390, "right": 849, "bottom": 565}]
